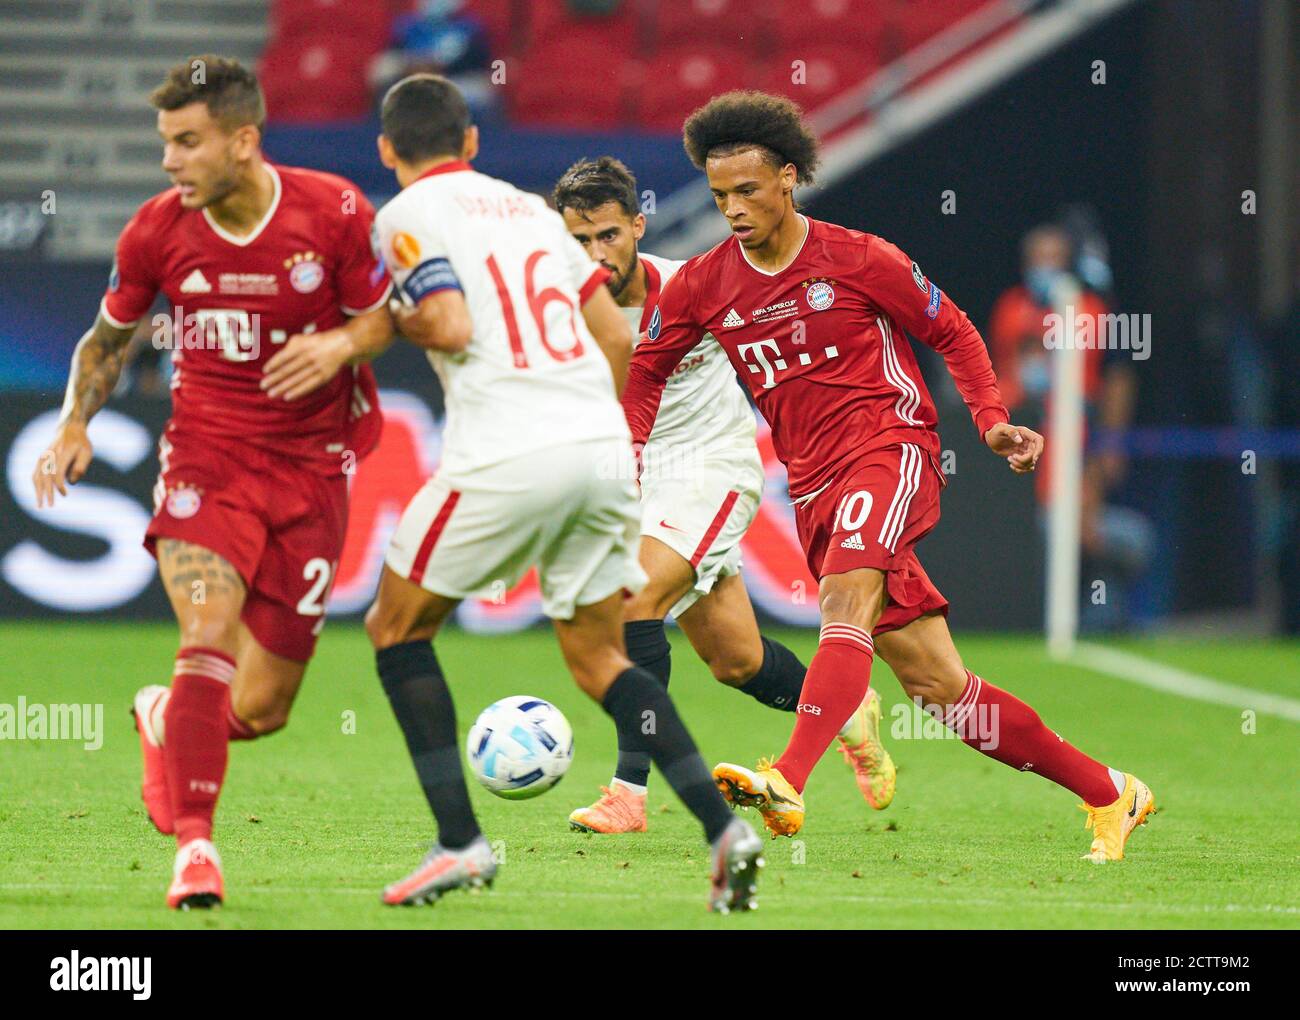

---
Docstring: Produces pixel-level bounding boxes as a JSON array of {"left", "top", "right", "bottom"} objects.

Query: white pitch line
[{"left": 1072, "top": 642, "right": 1300, "bottom": 722}]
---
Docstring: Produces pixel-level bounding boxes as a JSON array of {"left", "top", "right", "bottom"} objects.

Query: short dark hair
[
  {"left": 381, "top": 73, "right": 472, "bottom": 163},
  {"left": 682, "top": 90, "right": 820, "bottom": 186},
  {"left": 552, "top": 156, "right": 640, "bottom": 219},
  {"left": 150, "top": 55, "right": 265, "bottom": 135}
]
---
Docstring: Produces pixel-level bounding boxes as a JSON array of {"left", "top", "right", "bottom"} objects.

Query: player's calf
[
  {"left": 227, "top": 637, "right": 310, "bottom": 738},
  {"left": 164, "top": 649, "right": 235, "bottom": 849},
  {"left": 376, "top": 638, "right": 484, "bottom": 854}
]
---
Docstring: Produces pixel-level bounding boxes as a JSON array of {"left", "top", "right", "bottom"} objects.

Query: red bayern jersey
[
  {"left": 623, "top": 216, "right": 1010, "bottom": 495},
  {"left": 102, "top": 162, "right": 392, "bottom": 474}
]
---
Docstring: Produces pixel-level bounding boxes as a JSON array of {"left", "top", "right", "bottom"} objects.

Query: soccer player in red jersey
[
  {"left": 30, "top": 57, "right": 394, "bottom": 908},
  {"left": 622, "top": 92, "right": 1156, "bottom": 862}
]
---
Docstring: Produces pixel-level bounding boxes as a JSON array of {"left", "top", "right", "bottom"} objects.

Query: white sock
[
  {"left": 610, "top": 777, "right": 646, "bottom": 797},
  {"left": 1108, "top": 768, "right": 1127, "bottom": 797}
]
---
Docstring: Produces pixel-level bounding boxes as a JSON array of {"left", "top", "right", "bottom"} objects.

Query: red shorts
[
  {"left": 794, "top": 443, "right": 949, "bottom": 635},
  {"left": 144, "top": 429, "right": 349, "bottom": 662}
]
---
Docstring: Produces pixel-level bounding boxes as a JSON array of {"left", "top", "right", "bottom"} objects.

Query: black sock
[
  {"left": 738, "top": 636, "right": 807, "bottom": 712},
  {"left": 602, "top": 667, "right": 732, "bottom": 843},
  {"left": 624, "top": 618, "right": 672, "bottom": 687},
  {"left": 377, "top": 640, "right": 481, "bottom": 851},
  {"left": 614, "top": 619, "right": 672, "bottom": 787}
]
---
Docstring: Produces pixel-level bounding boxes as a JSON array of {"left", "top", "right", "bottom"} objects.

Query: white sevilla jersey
[
  {"left": 376, "top": 161, "right": 629, "bottom": 480},
  {"left": 623, "top": 251, "right": 756, "bottom": 464}
]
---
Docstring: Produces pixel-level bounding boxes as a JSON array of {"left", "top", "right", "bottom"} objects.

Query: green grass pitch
[{"left": 1, "top": 622, "right": 1296, "bottom": 929}]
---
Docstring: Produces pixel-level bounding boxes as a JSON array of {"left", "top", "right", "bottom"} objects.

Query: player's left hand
[
  {"left": 984, "top": 422, "right": 1044, "bottom": 474},
  {"left": 261, "top": 331, "right": 352, "bottom": 401}
]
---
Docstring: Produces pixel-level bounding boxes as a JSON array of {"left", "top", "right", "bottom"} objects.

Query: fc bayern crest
[
  {"left": 806, "top": 280, "right": 835, "bottom": 311},
  {"left": 290, "top": 260, "right": 325, "bottom": 294},
  {"left": 166, "top": 487, "right": 201, "bottom": 519}
]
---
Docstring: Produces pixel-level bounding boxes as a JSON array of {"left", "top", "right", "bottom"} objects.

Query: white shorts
[
  {"left": 639, "top": 447, "right": 765, "bottom": 619},
  {"left": 386, "top": 439, "right": 647, "bottom": 620}
]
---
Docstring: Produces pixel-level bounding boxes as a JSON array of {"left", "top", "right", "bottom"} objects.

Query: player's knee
[
  {"left": 364, "top": 600, "right": 408, "bottom": 650},
  {"left": 623, "top": 584, "right": 678, "bottom": 623},
  {"left": 230, "top": 686, "right": 293, "bottom": 736},
  {"left": 707, "top": 649, "right": 762, "bottom": 687}
]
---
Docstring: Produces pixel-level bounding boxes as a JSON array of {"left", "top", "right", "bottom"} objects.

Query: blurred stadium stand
[
  {"left": 1, "top": 0, "right": 1298, "bottom": 637},
  {"left": 0, "top": 0, "right": 269, "bottom": 258},
  {"left": 0, "top": 0, "right": 1012, "bottom": 260}
]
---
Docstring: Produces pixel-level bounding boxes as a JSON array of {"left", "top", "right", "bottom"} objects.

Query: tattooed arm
[{"left": 32, "top": 315, "right": 136, "bottom": 508}]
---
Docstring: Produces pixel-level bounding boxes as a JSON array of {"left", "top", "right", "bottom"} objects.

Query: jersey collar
[
  {"left": 638, "top": 256, "right": 662, "bottom": 334},
  {"left": 201, "top": 163, "right": 281, "bottom": 248},
  {"left": 735, "top": 214, "right": 811, "bottom": 277},
  {"left": 412, "top": 160, "right": 474, "bottom": 184}
]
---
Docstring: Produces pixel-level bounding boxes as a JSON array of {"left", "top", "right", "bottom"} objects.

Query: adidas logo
[
  {"left": 721, "top": 307, "right": 745, "bottom": 328},
  {"left": 840, "top": 531, "right": 865, "bottom": 550},
  {"left": 179, "top": 269, "right": 212, "bottom": 294}
]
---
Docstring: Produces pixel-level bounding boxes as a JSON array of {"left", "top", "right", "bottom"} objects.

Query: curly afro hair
[{"left": 682, "top": 90, "right": 820, "bottom": 186}]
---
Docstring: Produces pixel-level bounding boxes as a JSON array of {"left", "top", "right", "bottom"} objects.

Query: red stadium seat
[
  {"left": 524, "top": 0, "right": 638, "bottom": 50},
  {"left": 509, "top": 39, "right": 641, "bottom": 129},
  {"left": 633, "top": 44, "right": 749, "bottom": 134},
  {"left": 754, "top": 44, "right": 879, "bottom": 113},
  {"left": 267, "top": 0, "right": 397, "bottom": 45},
  {"left": 757, "top": 0, "right": 886, "bottom": 54},
  {"left": 507, "top": 6, "right": 640, "bottom": 129},
  {"left": 461, "top": 0, "right": 522, "bottom": 56},
  {"left": 260, "top": 36, "right": 377, "bottom": 123},
  {"left": 649, "top": 0, "right": 773, "bottom": 53}
]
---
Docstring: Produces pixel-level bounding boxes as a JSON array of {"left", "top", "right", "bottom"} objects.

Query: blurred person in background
[
  {"left": 989, "top": 221, "right": 1154, "bottom": 631},
  {"left": 371, "top": 0, "right": 494, "bottom": 114},
  {"left": 1268, "top": 247, "right": 1300, "bottom": 634}
]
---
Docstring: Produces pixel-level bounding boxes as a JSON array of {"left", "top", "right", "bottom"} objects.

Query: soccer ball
[{"left": 466, "top": 696, "right": 574, "bottom": 800}]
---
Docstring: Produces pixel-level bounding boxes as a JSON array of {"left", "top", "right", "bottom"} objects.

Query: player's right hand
[
  {"left": 32, "top": 420, "right": 94, "bottom": 508},
  {"left": 984, "top": 422, "right": 1044, "bottom": 474}
]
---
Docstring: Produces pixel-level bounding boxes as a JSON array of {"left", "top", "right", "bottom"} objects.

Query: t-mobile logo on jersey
[
  {"left": 796, "top": 703, "right": 822, "bottom": 715},
  {"left": 151, "top": 306, "right": 263, "bottom": 362},
  {"left": 738, "top": 338, "right": 840, "bottom": 389}
]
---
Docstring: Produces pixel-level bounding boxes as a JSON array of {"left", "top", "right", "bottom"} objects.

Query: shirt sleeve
[
  {"left": 863, "top": 236, "right": 1009, "bottom": 440},
  {"left": 376, "top": 196, "right": 461, "bottom": 306},
  {"left": 335, "top": 187, "right": 393, "bottom": 315},
  {"left": 100, "top": 209, "right": 159, "bottom": 328},
  {"left": 621, "top": 265, "right": 705, "bottom": 447}
]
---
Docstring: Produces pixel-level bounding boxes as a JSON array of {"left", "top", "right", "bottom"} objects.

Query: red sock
[
  {"left": 943, "top": 671, "right": 1117, "bottom": 805},
  {"left": 164, "top": 647, "right": 235, "bottom": 846},
  {"left": 226, "top": 705, "right": 257, "bottom": 741},
  {"left": 773, "top": 623, "right": 874, "bottom": 793}
]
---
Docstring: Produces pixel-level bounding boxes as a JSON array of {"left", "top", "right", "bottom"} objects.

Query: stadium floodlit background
[
  {"left": 0, "top": 0, "right": 1297, "bottom": 932},
  {"left": 2, "top": 0, "right": 1297, "bottom": 638}
]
